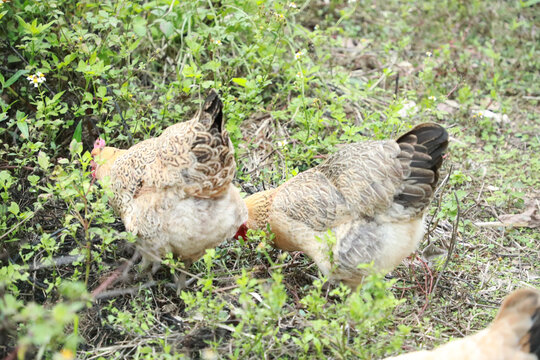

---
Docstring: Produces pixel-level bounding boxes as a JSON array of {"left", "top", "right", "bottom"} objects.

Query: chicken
[
  {"left": 385, "top": 288, "right": 540, "bottom": 360},
  {"left": 236, "top": 123, "right": 448, "bottom": 286},
  {"left": 91, "top": 90, "right": 247, "bottom": 285}
]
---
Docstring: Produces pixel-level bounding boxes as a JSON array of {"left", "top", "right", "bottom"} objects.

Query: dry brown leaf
[{"left": 498, "top": 199, "right": 540, "bottom": 228}]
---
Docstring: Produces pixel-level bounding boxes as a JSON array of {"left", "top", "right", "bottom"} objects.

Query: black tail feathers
[
  {"left": 528, "top": 309, "right": 540, "bottom": 357},
  {"left": 394, "top": 123, "right": 448, "bottom": 208},
  {"left": 397, "top": 123, "right": 448, "bottom": 172}
]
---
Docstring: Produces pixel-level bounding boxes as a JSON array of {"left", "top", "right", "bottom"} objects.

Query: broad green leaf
[
  {"left": 182, "top": 64, "right": 201, "bottom": 79},
  {"left": 72, "top": 120, "right": 83, "bottom": 143},
  {"left": 8, "top": 202, "right": 19, "bottom": 215},
  {"left": 28, "top": 175, "right": 40, "bottom": 186},
  {"left": 57, "top": 53, "right": 77, "bottom": 70},
  {"left": 69, "top": 139, "right": 83, "bottom": 155},
  {"left": 97, "top": 86, "right": 107, "bottom": 98},
  {"left": 17, "top": 120, "right": 29, "bottom": 139},
  {"left": 132, "top": 16, "right": 147, "bottom": 37},
  {"left": 232, "top": 78, "right": 247, "bottom": 87},
  {"left": 37, "top": 151, "right": 50, "bottom": 170},
  {"left": 202, "top": 61, "right": 221, "bottom": 72},
  {"left": 0, "top": 170, "right": 12, "bottom": 188},
  {"left": 51, "top": 90, "right": 65, "bottom": 103},
  {"left": 159, "top": 20, "right": 174, "bottom": 38},
  {"left": 128, "top": 38, "right": 141, "bottom": 52},
  {"left": 201, "top": 80, "right": 214, "bottom": 89}
]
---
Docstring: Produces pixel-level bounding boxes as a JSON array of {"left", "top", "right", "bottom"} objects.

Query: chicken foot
[{"left": 173, "top": 259, "right": 193, "bottom": 295}]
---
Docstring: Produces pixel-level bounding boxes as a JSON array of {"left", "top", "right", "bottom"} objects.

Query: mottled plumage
[
  {"left": 242, "top": 123, "right": 448, "bottom": 286},
  {"left": 385, "top": 288, "right": 540, "bottom": 360},
  {"left": 91, "top": 91, "right": 247, "bottom": 273}
]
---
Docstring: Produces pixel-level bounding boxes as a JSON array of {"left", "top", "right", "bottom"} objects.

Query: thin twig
[
  {"left": 426, "top": 165, "right": 453, "bottom": 243},
  {"left": 0, "top": 213, "right": 34, "bottom": 241},
  {"left": 93, "top": 281, "right": 158, "bottom": 300},
  {"left": 445, "top": 81, "right": 461, "bottom": 98},
  {"left": 0, "top": 165, "right": 35, "bottom": 171},
  {"left": 432, "top": 191, "right": 460, "bottom": 295},
  {"left": 473, "top": 221, "right": 504, "bottom": 227}
]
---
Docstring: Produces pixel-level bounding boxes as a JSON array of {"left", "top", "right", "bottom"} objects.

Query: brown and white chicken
[
  {"left": 91, "top": 91, "right": 247, "bottom": 285},
  {"left": 385, "top": 288, "right": 540, "bottom": 360},
  {"left": 237, "top": 123, "right": 448, "bottom": 286}
]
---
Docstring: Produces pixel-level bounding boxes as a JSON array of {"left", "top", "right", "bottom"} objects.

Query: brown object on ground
[{"left": 385, "top": 288, "right": 540, "bottom": 360}]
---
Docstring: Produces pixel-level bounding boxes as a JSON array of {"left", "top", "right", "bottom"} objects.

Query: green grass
[{"left": 1, "top": 0, "right": 539, "bottom": 358}]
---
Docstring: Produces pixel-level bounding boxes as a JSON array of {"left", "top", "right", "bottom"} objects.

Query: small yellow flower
[
  {"left": 361, "top": 38, "right": 368, "bottom": 43},
  {"left": 78, "top": 36, "right": 83, "bottom": 41},
  {"left": 296, "top": 71, "right": 302, "bottom": 78},
  {"left": 428, "top": 95, "right": 436, "bottom": 101},
  {"left": 289, "top": 2, "right": 297, "bottom": 8},
  {"left": 294, "top": 50, "right": 303, "bottom": 59},
  {"left": 274, "top": 12, "right": 285, "bottom": 20},
  {"left": 212, "top": 39, "right": 222, "bottom": 45},
  {"left": 426, "top": 51, "right": 432, "bottom": 57},
  {"left": 59, "top": 349, "right": 74, "bottom": 360}
]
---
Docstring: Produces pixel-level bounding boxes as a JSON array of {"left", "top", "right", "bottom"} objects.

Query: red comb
[{"left": 93, "top": 138, "right": 106, "bottom": 149}]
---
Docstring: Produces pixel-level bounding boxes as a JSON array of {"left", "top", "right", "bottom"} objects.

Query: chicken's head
[{"left": 90, "top": 138, "right": 106, "bottom": 179}]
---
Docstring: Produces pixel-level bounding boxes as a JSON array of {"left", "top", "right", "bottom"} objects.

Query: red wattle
[
  {"left": 90, "top": 160, "right": 97, "bottom": 179},
  {"left": 234, "top": 222, "right": 248, "bottom": 240}
]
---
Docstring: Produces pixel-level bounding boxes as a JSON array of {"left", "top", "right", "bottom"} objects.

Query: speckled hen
[
  {"left": 238, "top": 123, "right": 449, "bottom": 287},
  {"left": 385, "top": 288, "right": 540, "bottom": 360},
  {"left": 91, "top": 91, "right": 247, "bottom": 285}
]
